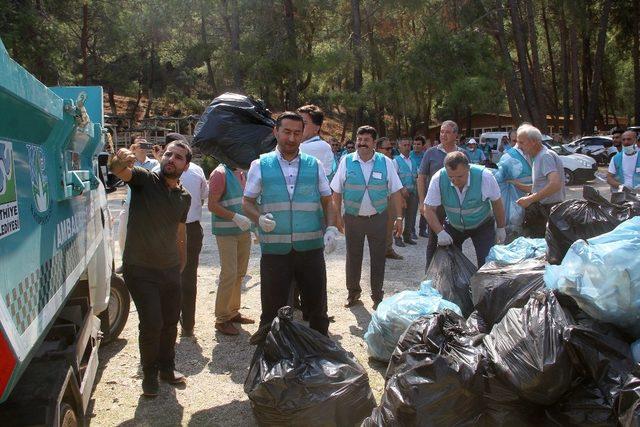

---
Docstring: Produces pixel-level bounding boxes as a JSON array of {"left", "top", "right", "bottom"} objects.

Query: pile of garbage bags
[
  {"left": 545, "top": 186, "right": 636, "bottom": 264},
  {"left": 485, "top": 237, "right": 546, "bottom": 265},
  {"left": 364, "top": 281, "right": 461, "bottom": 362},
  {"left": 425, "top": 246, "right": 477, "bottom": 316},
  {"left": 545, "top": 216, "right": 640, "bottom": 338},
  {"left": 192, "top": 93, "right": 277, "bottom": 170},
  {"left": 244, "top": 307, "right": 375, "bottom": 426}
]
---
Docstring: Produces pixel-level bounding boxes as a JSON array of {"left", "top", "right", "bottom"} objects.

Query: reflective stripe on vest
[
  {"left": 212, "top": 165, "right": 245, "bottom": 235},
  {"left": 343, "top": 152, "right": 389, "bottom": 215},
  {"left": 505, "top": 147, "right": 533, "bottom": 184},
  {"left": 394, "top": 156, "right": 416, "bottom": 192},
  {"left": 440, "top": 165, "right": 492, "bottom": 231},
  {"left": 613, "top": 152, "right": 640, "bottom": 188},
  {"left": 258, "top": 152, "right": 324, "bottom": 254}
]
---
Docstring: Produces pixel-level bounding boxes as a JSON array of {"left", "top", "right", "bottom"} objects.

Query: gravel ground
[{"left": 88, "top": 174, "right": 611, "bottom": 426}]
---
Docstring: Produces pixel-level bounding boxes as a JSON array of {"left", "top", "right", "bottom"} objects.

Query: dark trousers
[
  {"left": 123, "top": 264, "right": 181, "bottom": 373},
  {"left": 180, "top": 221, "right": 203, "bottom": 332},
  {"left": 419, "top": 214, "right": 427, "bottom": 234},
  {"left": 344, "top": 211, "right": 388, "bottom": 302},
  {"left": 523, "top": 202, "right": 556, "bottom": 238},
  {"left": 403, "top": 191, "right": 419, "bottom": 238},
  {"left": 260, "top": 248, "right": 329, "bottom": 335},
  {"left": 444, "top": 218, "right": 496, "bottom": 267},
  {"left": 425, "top": 206, "right": 446, "bottom": 272}
]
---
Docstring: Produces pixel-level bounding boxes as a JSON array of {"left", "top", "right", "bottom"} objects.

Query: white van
[{"left": 478, "top": 131, "right": 511, "bottom": 163}]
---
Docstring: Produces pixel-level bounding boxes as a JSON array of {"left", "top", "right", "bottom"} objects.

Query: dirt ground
[{"left": 88, "top": 176, "right": 611, "bottom": 426}]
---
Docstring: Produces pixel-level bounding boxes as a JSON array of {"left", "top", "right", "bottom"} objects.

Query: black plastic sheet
[
  {"left": 244, "top": 307, "right": 375, "bottom": 426},
  {"left": 470, "top": 259, "right": 546, "bottom": 329},
  {"left": 425, "top": 246, "right": 477, "bottom": 316},
  {"left": 616, "top": 372, "right": 640, "bottom": 427},
  {"left": 484, "top": 290, "right": 576, "bottom": 405},
  {"left": 192, "top": 93, "right": 277, "bottom": 170},
  {"left": 545, "top": 186, "right": 633, "bottom": 264}
]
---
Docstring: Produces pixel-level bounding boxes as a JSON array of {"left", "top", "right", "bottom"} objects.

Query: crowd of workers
[{"left": 108, "top": 104, "right": 640, "bottom": 397}]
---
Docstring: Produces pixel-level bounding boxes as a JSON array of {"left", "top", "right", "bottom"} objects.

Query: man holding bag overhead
[
  {"left": 242, "top": 112, "right": 338, "bottom": 338},
  {"left": 423, "top": 151, "right": 506, "bottom": 267}
]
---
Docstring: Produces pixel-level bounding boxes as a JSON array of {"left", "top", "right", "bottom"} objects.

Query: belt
[
  {"left": 344, "top": 212, "right": 381, "bottom": 218},
  {"left": 186, "top": 220, "right": 201, "bottom": 225}
]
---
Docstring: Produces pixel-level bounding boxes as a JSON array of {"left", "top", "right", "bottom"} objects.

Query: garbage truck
[{"left": 0, "top": 38, "right": 130, "bottom": 425}]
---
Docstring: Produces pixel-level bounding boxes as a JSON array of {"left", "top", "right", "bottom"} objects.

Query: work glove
[
  {"left": 437, "top": 230, "right": 453, "bottom": 246},
  {"left": 231, "top": 213, "right": 252, "bottom": 232},
  {"left": 258, "top": 213, "right": 276, "bottom": 232},
  {"left": 495, "top": 227, "right": 506, "bottom": 244},
  {"left": 324, "top": 226, "right": 339, "bottom": 254}
]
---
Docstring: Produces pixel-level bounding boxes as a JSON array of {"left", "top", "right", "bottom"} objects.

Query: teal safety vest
[
  {"left": 410, "top": 151, "right": 423, "bottom": 172},
  {"left": 465, "top": 148, "right": 484, "bottom": 164},
  {"left": 394, "top": 155, "right": 416, "bottom": 193},
  {"left": 613, "top": 151, "right": 640, "bottom": 188},
  {"left": 440, "top": 165, "right": 492, "bottom": 231},
  {"left": 258, "top": 152, "right": 324, "bottom": 254},
  {"left": 327, "top": 157, "right": 338, "bottom": 183},
  {"left": 343, "top": 152, "right": 389, "bottom": 215},
  {"left": 505, "top": 147, "right": 532, "bottom": 184},
  {"left": 212, "top": 165, "right": 246, "bottom": 235}
]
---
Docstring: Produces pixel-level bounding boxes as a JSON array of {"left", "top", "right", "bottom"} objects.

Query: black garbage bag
[
  {"left": 466, "top": 310, "right": 488, "bottom": 335},
  {"left": 192, "top": 93, "right": 277, "bottom": 170},
  {"left": 545, "top": 186, "right": 634, "bottom": 264},
  {"left": 611, "top": 186, "right": 640, "bottom": 216},
  {"left": 425, "top": 246, "right": 477, "bottom": 316},
  {"left": 470, "top": 259, "right": 546, "bottom": 329},
  {"left": 244, "top": 307, "right": 375, "bottom": 426},
  {"left": 616, "top": 372, "right": 640, "bottom": 427},
  {"left": 545, "top": 379, "right": 616, "bottom": 426},
  {"left": 483, "top": 290, "right": 576, "bottom": 405},
  {"left": 364, "top": 310, "right": 487, "bottom": 426}
]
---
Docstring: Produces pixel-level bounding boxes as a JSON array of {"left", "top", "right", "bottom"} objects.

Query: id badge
[{"left": 372, "top": 171, "right": 382, "bottom": 179}]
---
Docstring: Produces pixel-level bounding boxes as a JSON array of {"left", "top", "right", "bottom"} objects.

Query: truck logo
[
  {"left": 0, "top": 140, "right": 20, "bottom": 240},
  {"left": 27, "top": 144, "right": 50, "bottom": 220}
]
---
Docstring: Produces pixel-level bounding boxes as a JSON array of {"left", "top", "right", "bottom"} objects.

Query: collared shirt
[
  {"left": 134, "top": 156, "right": 159, "bottom": 171},
  {"left": 300, "top": 135, "right": 334, "bottom": 176},
  {"left": 180, "top": 163, "right": 208, "bottom": 223},
  {"left": 394, "top": 153, "right": 413, "bottom": 172},
  {"left": 532, "top": 146, "right": 566, "bottom": 204},
  {"left": 418, "top": 144, "right": 460, "bottom": 183},
  {"left": 244, "top": 148, "right": 332, "bottom": 199},
  {"left": 330, "top": 151, "right": 403, "bottom": 216},
  {"left": 608, "top": 152, "right": 639, "bottom": 188},
  {"left": 425, "top": 167, "right": 501, "bottom": 206}
]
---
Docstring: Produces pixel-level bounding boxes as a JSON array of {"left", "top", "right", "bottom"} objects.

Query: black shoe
[
  {"left": 385, "top": 250, "right": 404, "bottom": 260},
  {"left": 159, "top": 370, "right": 186, "bottom": 384},
  {"left": 410, "top": 232, "right": 418, "bottom": 240},
  {"left": 181, "top": 328, "right": 194, "bottom": 337},
  {"left": 142, "top": 371, "right": 159, "bottom": 397},
  {"left": 418, "top": 230, "right": 428, "bottom": 238},
  {"left": 394, "top": 236, "right": 406, "bottom": 247},
  {"left": 372, "top": 300, "right": 382, "bottom": 310},
  {"left": 344, "top": 292, "right": 362, "bottom": 308},
  {"left": 249, "top": 325, "right": 271, "bottom": 345},
  {"left": 403, "top": 236, "right": 417, "bottom": 245}
]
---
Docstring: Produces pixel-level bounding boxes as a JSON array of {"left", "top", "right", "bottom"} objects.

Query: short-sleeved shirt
[
  {"left": 330, "top": 152, "right": 403, "bottom": 216},
  {"left": 180, "top": 163, "right": 208, "bottom": 223},
  {"left": 244, "top": 148, "right": 331, "bottom": 199},
  {"left": 608, "top": 152, "right": 639, "bottom": 188},
  {"left": 418, "top": 145, "right": 460, "bottom": 187},
  {"left": 532, "top": 146, "right": 566, "bottom": 205},
  {"left": 424, "top": 167, "right": 501, "bottom": 206},
  {"left": 209, "top": 164, "right": 247, "bottom": 198},
  {"left": 123, "top": 167, "right": 191, "bottom": 269},
  {"left": 300, "top": 136, "right": 334, "bottom": 176}
]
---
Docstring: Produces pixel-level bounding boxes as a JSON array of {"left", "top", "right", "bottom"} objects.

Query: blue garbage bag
[
  {"left": 491, "top": 151, "right": 531, "bottom": 233},
  {"left": 486, "top": 237, "right": 547, "bottom": 265},
  {"left": 364, "top": 281, "right": 462, "bottom": 362},
  {"left": 544, "top": 217, "right": 640, "bottom": 337},
  {"left": 631, "top": 339, "right": 640, "bottom": 364}
]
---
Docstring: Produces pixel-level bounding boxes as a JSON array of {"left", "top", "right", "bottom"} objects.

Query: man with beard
[{"left": 109, "top": 141, "right": 192, "bottom": 397}]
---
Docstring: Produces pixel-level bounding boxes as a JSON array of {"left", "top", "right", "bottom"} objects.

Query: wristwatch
[{"left": 395, "top": 217, "right": 403, "bottom": 221}]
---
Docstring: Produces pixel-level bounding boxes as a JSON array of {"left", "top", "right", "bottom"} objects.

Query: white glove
[
  {"left": 437, "top": 230, "right": 453, "bottom": 246},
  {"left": 324, "top": 226, "right": 339, "bottom": 254},
  {"left": 231, "top": 213, "right": 252, "bottom": 231},
  {"left": 258, "top": 213, "right": 276, "bottom": 232},
  {"left": 495, "top": 227, "right": 506, "bottom": 244}
]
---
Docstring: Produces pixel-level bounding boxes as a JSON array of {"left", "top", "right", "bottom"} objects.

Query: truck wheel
[
  {"left": 59, "top": 402, "right": 78, "bottom": 427},
  {"left": 564, "top": 168, "right": 575, "bottom": 186},
  {"left": 102, "top": 275, "right": 130, "bottom": 344}
]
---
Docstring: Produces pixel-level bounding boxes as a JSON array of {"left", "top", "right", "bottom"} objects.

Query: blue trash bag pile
[
  {"left": 364, "top": 281, "right": 461, "bottom": 362},
  {"left": 486, "top": 237, "right": 547, "bottom": 265},
  {"left": 545, "top": 216, "right": 640, "bottom": 338},
  {"left": 491, "top": 152, "right": 530, "bottom": 233}
]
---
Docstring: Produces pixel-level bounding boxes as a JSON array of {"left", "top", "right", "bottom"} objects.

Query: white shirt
[
  {"left": 330, "top": 152, "right": 403, "bottom": 216},
  {"left": 180, "top": 163, "right": 209, "bottom": 223},
  {"left": 300, "top": 135, "right": 334, "bottom": 176},
  {"left": 393, "top": 153, "right": 413, "bottom": 173},
  {"left": 608, "top": 152, "right": 640, "bottom": 188},
  {"left": 425, "top": 167, "right": 501, "bottom": 206},
  {"left": 244, "top": 148, "right": 332, "bottom": 199}
]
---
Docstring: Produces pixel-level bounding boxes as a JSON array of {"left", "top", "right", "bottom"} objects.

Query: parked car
[
  {"left": 478, "top": 131, "right": 510, "bottom": 163},
  {"left": 543, "top": 141, "right": 598, "bottom": 185},
  {"left": 563, "top": 135, "right": 617, "bottom": 165}
]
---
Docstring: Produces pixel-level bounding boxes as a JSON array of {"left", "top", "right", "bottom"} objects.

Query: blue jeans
[{"left": 444, "top": 218, "right": 496, "bottom": 267}]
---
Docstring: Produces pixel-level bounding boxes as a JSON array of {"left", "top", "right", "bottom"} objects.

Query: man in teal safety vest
[
  {"left": 331, "top": 126, "right": 404, "bottom": 309},
  {"left": 463, "top": 138, "right": 486, "bottom": 164},
  {"left": 423, "top": 151, "right": 507, "bottom": 267},
  {"left": 242, "top": 112, "right": 338, "bottom": 339},
  {"left": 607, "top": 130, "right": 640, "bottom": 190},
  {"left": 394, "top": 138, "right": 419, "bottom": 245}
]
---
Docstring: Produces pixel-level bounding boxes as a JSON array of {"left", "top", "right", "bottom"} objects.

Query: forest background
[{"left": 1, "top": 0, "right": 638, "bottom": 139}]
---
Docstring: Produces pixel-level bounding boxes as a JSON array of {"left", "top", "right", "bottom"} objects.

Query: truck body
[{"left": 0, "top": 38, "right": 129, "bottom": 425}]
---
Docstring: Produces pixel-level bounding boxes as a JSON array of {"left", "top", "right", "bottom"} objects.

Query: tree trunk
[
  {"left": 81, "top": 0, "right": 89, "bottom": 85},
  {"left": 559, "top": 4, "right": 571, "bottom": 139},
  {"left": 221, "top": 0, "right": 243, "bottom": 91},
  {"left": 283, "top": 0, "right": 299, "bottom": 109},
  {"left": 524, "top": 0, "right": 547, "bottom": 119},
  {"left": 569, "top": 27, "right": 582, "bottom": 136},
  {"left": 584, "top": 0, "right": 612, "bottom": 133},
  {"left": 201, "top": 0, "right": 217, "bottom": 94},
  {"left": 634, "top": 0, "right": 640, "bottom": 124},
  {"left": 542, "top": 1, "right": 559, "bottom": 127},
  {"left": 351, "top": 0, "right": 364, "bottom": 130},
  {"left": 108, "top": 86, "right": 117, "bottom": 116}
]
